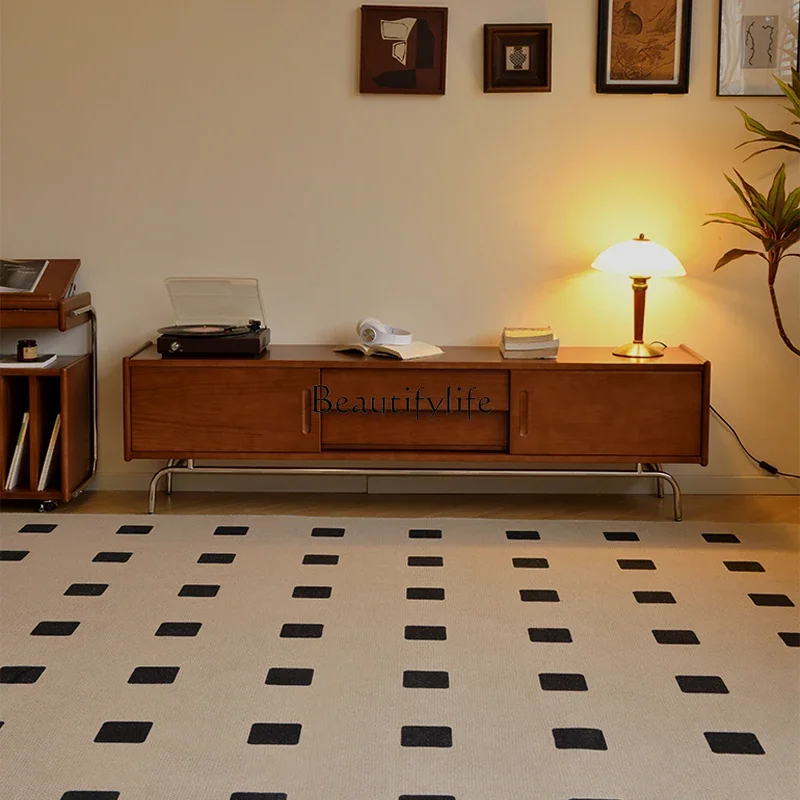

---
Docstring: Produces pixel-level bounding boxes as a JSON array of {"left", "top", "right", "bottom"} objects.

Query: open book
[
  {"left": 0, "top": 260, "right": 49, "bottom": 293},
  {"left": 334, "top": 341, "right": 444, "bottom": 360}
]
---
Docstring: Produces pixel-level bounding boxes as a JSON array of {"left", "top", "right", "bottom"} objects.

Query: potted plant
[{"left": 705, "top": 69, "right": 800, "bottom": 356}]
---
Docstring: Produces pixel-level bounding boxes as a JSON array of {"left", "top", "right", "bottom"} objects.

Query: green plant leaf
[
  {"left": 737, "top": 109, "right": 800, "bottom": 148},
  {"left": 767, "top": 164, "right": 787, "bottom": 215},
  {"left": 786, "top": 187, "right": 800, "bottom": 212},
  {"left": 703, "top": 219, "right": 765, "bottom": 242},
  {"left": 713, "top": 249, "right": 765, "bottom": 270},
  {"left": 705, "top": 211, "right": 760, "bottom": 228},
  {"left": 742, "top": 144, "right": 800, "bottom": 160}
]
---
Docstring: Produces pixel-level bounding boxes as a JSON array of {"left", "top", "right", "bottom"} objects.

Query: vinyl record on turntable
[{"left": 156, "top": 277, "right": 271, "bottom": 358}]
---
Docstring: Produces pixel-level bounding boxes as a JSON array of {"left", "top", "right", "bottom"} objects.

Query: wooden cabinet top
[
  {"left": 0, "top": 259, "right": 91, "bottom": 330},
  {"left": 128, "top": 343, "right": 708, "bottom": 370}
]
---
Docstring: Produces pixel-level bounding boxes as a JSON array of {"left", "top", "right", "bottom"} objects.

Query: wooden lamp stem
[{"left": 613, "top": 276, "right": 663, "bottom": 358}]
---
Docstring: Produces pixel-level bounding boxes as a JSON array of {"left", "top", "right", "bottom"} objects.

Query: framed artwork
[
  {"left": 359, "top": 5, "right": 448, "bottom": 95},
  {"left": 717, "top": 1, "right": 800, "bottom": 96},
  {"left": 596, "top": 0, "right": 693, "bottom": 93},
  {"left": 483, "top": 24, "right": 552, "bottom": 93}
]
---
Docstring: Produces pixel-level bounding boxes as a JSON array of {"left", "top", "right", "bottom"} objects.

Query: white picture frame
[{"left": 718, "top": 0, "right": 800, "bottom": 95}]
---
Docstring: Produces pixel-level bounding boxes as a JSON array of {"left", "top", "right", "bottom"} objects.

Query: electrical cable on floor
[{"left": 648, "top": 342, "right": 800, "bottom": 481}]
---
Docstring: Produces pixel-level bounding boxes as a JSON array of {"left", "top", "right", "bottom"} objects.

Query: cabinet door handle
[
  {"left": 301, "top": 389, "right": 312, "bottom": 435},
  {"left": 519, "top": 390, "right": 529, "bottom": 437}
]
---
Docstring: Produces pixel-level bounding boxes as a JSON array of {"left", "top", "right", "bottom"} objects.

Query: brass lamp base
[{"left": 612, "top": 341, "right": 664, "bottom": 358}]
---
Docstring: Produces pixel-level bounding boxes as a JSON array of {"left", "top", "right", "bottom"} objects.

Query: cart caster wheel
[{"left": 38, "top": 501, "right": 59, "bottom": 513}]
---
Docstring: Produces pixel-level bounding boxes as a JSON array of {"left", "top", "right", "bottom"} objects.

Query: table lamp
[{"left": 591, "top": 233, "right": 685, "bottom": 358}]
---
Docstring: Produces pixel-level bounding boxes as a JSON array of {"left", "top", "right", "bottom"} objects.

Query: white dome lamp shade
[{"left": 592, "top": 234, "right": 686, "bottom": 358}]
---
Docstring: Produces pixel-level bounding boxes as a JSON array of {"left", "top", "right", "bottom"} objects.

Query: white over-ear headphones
[{"left": 357, "top": 317, "right": 413, "bottom": 346}]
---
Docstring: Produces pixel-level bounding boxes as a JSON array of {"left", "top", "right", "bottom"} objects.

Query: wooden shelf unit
[
  {"left": 0, "top": 259, "right": 96, "bottom": 506},
  {"left": 0, "top": 355, "right": 92, "bottom": 502}
]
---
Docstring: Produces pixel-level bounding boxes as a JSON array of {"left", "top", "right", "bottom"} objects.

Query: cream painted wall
[{"left": 1, "top": 0, "right": 798, "bottom": 495}]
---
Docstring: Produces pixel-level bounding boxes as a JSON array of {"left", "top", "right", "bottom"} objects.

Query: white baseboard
[{"left": 90, "top": 470, "right": 799, "bottom": 496}]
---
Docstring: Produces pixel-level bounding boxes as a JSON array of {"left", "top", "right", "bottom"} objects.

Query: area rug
[{"left": 1, "top": 514, "right": 798, "bottom": 800}]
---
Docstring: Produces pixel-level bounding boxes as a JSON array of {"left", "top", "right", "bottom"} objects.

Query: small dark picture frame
[
  {"left": 596, "top": 0, "right": 693, "bottom": 94},
  {"left": 360, "top": 5, "right": 449, "bottom": 95},
  {"left": 484, "top": 24, "right": 552, "bottom": 93}
]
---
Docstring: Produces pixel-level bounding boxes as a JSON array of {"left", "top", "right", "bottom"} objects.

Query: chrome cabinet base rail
[{"left": 146, "top": 461, "right": 683, "bottom": 520}]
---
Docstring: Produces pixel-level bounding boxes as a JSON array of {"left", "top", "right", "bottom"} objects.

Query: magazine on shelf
[
  {"left": 4, "top": 412, "right": 30, "bottom": 490},
  {"left": 0, "top": 354, "right": 58, "bottom": 369},
  {"left": 0, "top": 259, "right": 49, "bottom": 293},
  {"left": 37, "top": 414, "right": 62, "bottom": 491}
]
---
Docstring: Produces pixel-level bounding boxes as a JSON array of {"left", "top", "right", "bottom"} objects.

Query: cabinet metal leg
[{"left": 145, "top": 461, "right": 685, "bottom": 520}]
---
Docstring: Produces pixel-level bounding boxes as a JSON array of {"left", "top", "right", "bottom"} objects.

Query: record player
[{"left": 156, "top": 277, "right": 271, "bottom": 358}]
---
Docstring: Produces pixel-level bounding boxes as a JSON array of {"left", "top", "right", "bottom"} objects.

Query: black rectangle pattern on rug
[
  {"left": 60, "top": 793, "right": 120, "bottom": 799},
  {"left": 92, "top": 552, "right": 132, "bottom": 563},
  {"left": 408, "top": 556, "right": 443, "bottom": 567},
  {"left": 0, "top": 550, "right": 29, "bottom": 561},
  {"left": 302, "top": 554, "right": 339, "bottom": 565},
  {"left": 520, "top": 589, "right": 560, "bottom": 602},
  {"left": 513, "top": 558, "right": 549, "bottom": 569},
  {"left": 506, "top": 530, "right": 540, "bottom": 540},
  {"left": 724, "top": 561, "right": 765, "bottom": 572},
  {"left": 116, "top": 525, "right": 152, "bottom": 535},
  {"left": 552, "top": 728, "right": 608, "bottom": 750},
  {"left": 248, "top": 723, "right": 301, "bottom": 745},
  {"left": 529, "top": 627, "right": 572, "bottom": 643},
  {"left": 634, "top": 591, "right": 675, "bottom": 604},
  {"left": 214, "top": 526, "right": 249, "bottom": 536},
  {"left": 406, "top": 587, "right": 445, "bottom": 600},
  {"left": 676, "top": 675, "right": 728, "bottom": 694},
  {"left": 409, "top": 529, "right": 442, "bottom": 539},
  {"left": 128, "top": 667, "right": 180, "bottom": 684},
  {"left": 539, "top": 673, "right": 588, "bottom": 691},
  {"left": 405, "top": 626, "right": 447, "bottom": 640},
  {"left": 603, "top": 531, "right": 639, "bottom": 541},
  {"left": 652, "top": 629, "right": 700, "bottom": 645},
  {"left": 280, "top": 624, "right": 323, "bottom": 638},
  {"left": 31, "top": 621, "right": 80, "bottom": 636},
  {"left": 399, "top": 796, "right": 455, "bottom": 800},
  {"left": 65, "top": 584, "right": 108, "bottom": 597},
  {"left": 155, "top": 622, "right": 201, "bottom": 637},
  {"left": 292, "top": 586, "right": 332, "bottom": 599},
  {"left": 403, "top": 670, "right": 450, "bottom": 689},
  {"left": 702, "top": 533, "right": 740, "bottom": 543},
  {"left": 779, "top": 632, "right": 800, "bottom": 647},
  {"left": 401, "top": 726, "right": 452, "bottom": 747},
  {"left": 18, "top": 523, "right": 57, "bottom": 533},
  {"left": 94, "top": 721, "right": 152, "bottom": 743},
  {"left": 749, "top": 593, "right": 794, "bottom": 607},
  {"left": 179, "top": 584, "right": 220, "bottom": 597},
  {"left": 704, "top": 731, "right": 765, "bottom": 754},
  {"left": 311, "top": 527, "right": 345, "bottom": 537},
  {"left": 230, "top": 794, "right": 288, "bottom": 800},
  {"left": 266, "top": 668, "right": 314, "bottom": 686},
  {"left": 618, "top": 559, "right": 656, "bottom": 570},
  {"left": 0, "top": 665, "right": 45, "bottom": 683},
  {"left": 198, "top": 553, "right": 236, "bottom": 564}
]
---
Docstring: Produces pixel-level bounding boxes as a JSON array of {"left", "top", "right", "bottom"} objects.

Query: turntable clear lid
[{"left": 164, "top": 277, "right": 267, "bottom": 326}]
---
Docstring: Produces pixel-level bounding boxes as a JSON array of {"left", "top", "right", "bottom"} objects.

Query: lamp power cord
[{"left": 648, "top": 341, "right": 799, "bottom": 480}]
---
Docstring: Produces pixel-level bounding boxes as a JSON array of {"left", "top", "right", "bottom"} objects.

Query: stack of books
[{"left": 499, "top": 326, "right": 559, "bottom": 359}]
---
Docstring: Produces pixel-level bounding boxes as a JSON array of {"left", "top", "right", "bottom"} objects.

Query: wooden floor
[{"left": 1, "top": 491, "right": 798, "bottom": 524}]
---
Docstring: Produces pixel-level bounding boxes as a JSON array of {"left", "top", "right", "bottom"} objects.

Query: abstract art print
[
  {"left": 596, "top": 0, "right": 693, "bottom": 93},
  {"left": 484, "top": 24, "right": 552, "bottom": 93},
  {"left": 359, "top": 5, "right": 448, "bottom": 94},
  {"left": 717, "top": 0, "right": 800, "bottom": 96}
]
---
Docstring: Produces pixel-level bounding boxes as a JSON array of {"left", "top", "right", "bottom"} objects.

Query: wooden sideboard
[{"left": 124, "top": 344, "right": 709, "bottom": 516}]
